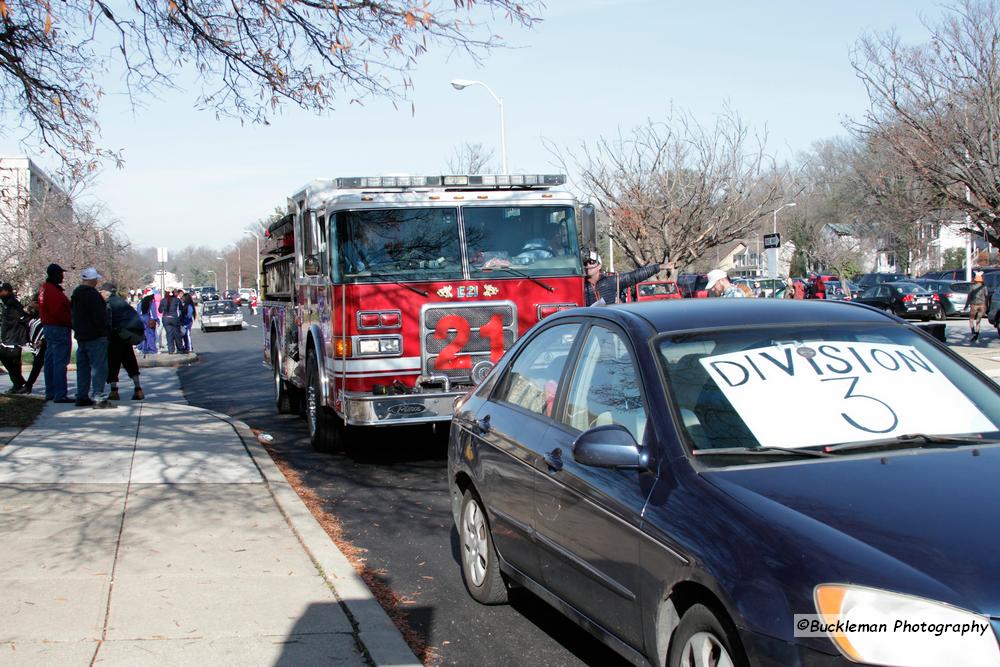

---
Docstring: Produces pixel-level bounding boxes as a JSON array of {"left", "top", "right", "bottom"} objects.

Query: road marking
[{"left": 251, "top": 324, "right": 259, "bottom": 328}]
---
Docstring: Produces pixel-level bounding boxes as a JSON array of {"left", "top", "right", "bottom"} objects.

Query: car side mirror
[
  {"left": 572, "top": 424, "right": 647, "bottom": 470},
  {"left": 304, "top": 255, "right": 321, "bottom": 276}
]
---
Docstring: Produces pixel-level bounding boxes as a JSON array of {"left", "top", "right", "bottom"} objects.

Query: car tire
[
  {"left": 306, "top": 351, "right": 344, "bottom": 453},
  {"left": 668, "top": 603, "right": 747, "bottom": 667},
  {"left": 934, "top": 308, "right": 945, "bottom": 321},
  {"left": 458, "top": 489, "right": 508, "bottom": 605}
]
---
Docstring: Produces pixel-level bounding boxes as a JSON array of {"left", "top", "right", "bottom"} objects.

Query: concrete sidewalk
[{"left": 0, "top": 369, "right": 419, "bottom": 667}]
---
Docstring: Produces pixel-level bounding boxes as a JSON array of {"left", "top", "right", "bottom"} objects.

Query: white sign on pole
[
  {"left": 700, "top": 341, "right": 993, "bottom": 448},
  {"left": 157, "top": 247, "right": 169, "bottom": 263}
]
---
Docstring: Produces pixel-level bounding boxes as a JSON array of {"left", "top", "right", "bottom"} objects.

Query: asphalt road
[{"left": 177, "top": 309, "right": 629, "bottom": 667}]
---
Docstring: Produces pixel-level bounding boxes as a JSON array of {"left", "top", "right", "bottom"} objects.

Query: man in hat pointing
[{"left": 582, "top": 249, "right": 671, "bottom": 306}]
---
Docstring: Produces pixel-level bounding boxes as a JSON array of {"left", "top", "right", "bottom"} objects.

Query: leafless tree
[
  {"left": 562, "top": 107, "right": 785, "bottom": 268},
  {"left": 446, "top": 141, "right": 496, "bottom": 174},
  {"left": 0, "top": 0, "right": 541, "bottom": 176},
  {"left": 852, "top": 0, "right": 1000, "bottom": 245}
]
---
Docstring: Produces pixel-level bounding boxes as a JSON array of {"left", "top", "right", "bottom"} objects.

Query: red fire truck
[{"left": 261, "top": 174, "right": 592, "bottom": 451}]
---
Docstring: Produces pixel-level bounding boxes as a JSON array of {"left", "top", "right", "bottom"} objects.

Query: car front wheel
[
  {"left": 668, "top": 603, "right": 746, "bottom": 667},
  {"left": 458, "top": 489, "right": 508, "bottom": 605}
]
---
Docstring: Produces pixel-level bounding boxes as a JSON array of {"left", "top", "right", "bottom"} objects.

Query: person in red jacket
[{"left": 38, "top": 263, "right": 74, "bottom": 402}]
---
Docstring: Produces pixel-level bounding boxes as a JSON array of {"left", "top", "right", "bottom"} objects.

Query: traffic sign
[{"left": 763, "top": 233, "right": 780, "bottom": 249}]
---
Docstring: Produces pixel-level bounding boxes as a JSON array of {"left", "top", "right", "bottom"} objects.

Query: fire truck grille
[{"left": 421, "top": 302, "right": 517, "bottom": 383}]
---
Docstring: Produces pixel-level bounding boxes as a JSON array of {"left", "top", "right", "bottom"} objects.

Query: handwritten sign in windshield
[{"left": 700, "top": 342, "right": 993, "bottom": 448}]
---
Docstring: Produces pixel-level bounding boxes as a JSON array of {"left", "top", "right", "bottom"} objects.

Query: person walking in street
[
  {"left": 784, "top": 277, "right": 796, "bottom": 299},
  {"left": 38, "top": 263, "right": 74, "bottom": 402},
  {"left": 0, "top": 282, "right": 29, "bottom": 393},
  {"left": 137, "top": 293, "right": 159, "bottom": 355},
  {"left": 20, "top": 296, "right": 46, "bottom": 395},
  {"left": 71, "top": 267, "right": 114, "bottom": 408},
  {"left": 158, "top": 288, "right": 184, "bottom": 353},
  {"left": 968, "top": 271, "right": 988, "bottom": 341},
  {"left": 582, "top": 249, "right": 671, "bottom": 306},
  {"left": 705, "top": 269, "right": 745, "bottom": 298},
  {"left": 101, "top": 283, "right": 145, "bottom": 401}
]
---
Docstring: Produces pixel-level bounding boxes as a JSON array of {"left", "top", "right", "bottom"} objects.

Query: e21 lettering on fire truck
[{"left": 261, "top": 174, "right": 594, "bottom": 452}]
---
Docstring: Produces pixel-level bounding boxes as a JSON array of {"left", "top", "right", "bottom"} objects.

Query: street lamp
[
  {"left": 216, "top": 256, "right": 228, "bottom": 293},
  {"left": 450, "top": 78, "right": 508, "bottom": 173},
  {"left": 234, "top": 244, "right": 242, "bottom": 290},
  {"left": 242, "top": 230, "right": 261, "bottom": 298},
  {"left": 206, "top": 270, "right": 217, "bottom": 291},
  {"left": 772, "top": 202, "right": 797, "bottom": 234}
]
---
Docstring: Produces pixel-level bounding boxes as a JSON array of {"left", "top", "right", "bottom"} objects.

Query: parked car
[
  {"left": 676, "top": 273, "right": 709, "bottom": 298},
  {"left": 913, "top": 279, "right": 972, "bottom": 317},
  {"left": 635, "top": 280, "right": 681, "bottom": 301},
  {"left": 200, "top": 300, "right": 244, "bottom": 331},
  {"left": 449, "top": 299, "right": 1000, "bottom": 667},
  {"left": 853, "top": 281, "right": 941, "bottom": 320},
  {"left": 823, "top": 279, "right": 859, "bottom": 301},
  {"left": 855, "top": 272, "right": 910, "bottom": 290}
]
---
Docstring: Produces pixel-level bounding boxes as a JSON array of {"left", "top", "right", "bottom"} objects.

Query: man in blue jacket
[{"left": 583, "top": 249, "right": 672, "bottom": 306}]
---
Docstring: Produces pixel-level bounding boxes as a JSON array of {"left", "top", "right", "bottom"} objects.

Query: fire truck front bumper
[{"left": 341, "top": 391, "right": 464, "bottom": 426}]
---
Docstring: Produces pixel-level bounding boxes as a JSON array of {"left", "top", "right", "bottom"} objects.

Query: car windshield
[
  {"left": 204, "top": 302, "right": 239, "bottom": 315},
  {"left": 464, "top": 205, "right": 581, "bottom": 277},
  {"left": 335, "top": 207, "right": 464, "bottom": 282},
  {"left": 656, "top": 323, "right": 1000, "bottom": 461}
]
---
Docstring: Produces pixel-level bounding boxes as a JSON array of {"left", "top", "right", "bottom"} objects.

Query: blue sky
[{"left": 1, "top": 0, "right": 947, "bottom": 250}]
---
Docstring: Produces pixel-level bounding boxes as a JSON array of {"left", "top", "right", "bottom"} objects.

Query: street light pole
[
  {"left": 235, "top": 244, "right": 242, "bottom": 290},
  {"left": 206, "top": 270, "right": 217, "bottom": 291},
  {"left": 242, "top": 230, "right": 261, "bottom": 297},
  {"left": 768, "top": 202, "right": 797, "bottom": 281},
  {"left": 216, "top": 257, "right": 228, "bottom": 293},
  {"left": 772, "top": 202, "right": 797, "bottom": 235},
  {"left": 450, "top": 79, "right": 508, "bottom": 173}
]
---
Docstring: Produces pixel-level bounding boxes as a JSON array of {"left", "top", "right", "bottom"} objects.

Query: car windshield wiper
[
  {"left": 479, "top": 264, "right": 555, "bottom": 292},
  {"left": 355, "top": 271, "right": 429, "bottom": 297},
  {"left": 823, "top": 433, "right": 1000, "bottom": 454},
  {"left": 693, "top": 446, "right": 831, "bottom": 458}
]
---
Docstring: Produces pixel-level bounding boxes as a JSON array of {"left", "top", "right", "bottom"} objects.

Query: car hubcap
[
  {"left": 680, "top": 631, "right": 733, "bottom": 667},
  {"left": 462, "top": 500, "right": 488, "bottom": 587}
]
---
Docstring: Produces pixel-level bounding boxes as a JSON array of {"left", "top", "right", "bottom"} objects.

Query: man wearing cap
[
  {"left": 71, "top": 268, "right": 114, "bottom": 408},
  {"left": 968, "top": 271, "right": 988, "bottom": 341},
  {"left": 38, "top": 263, "right": 74, "bottom": 402},
  {"left": 582, "top": 249, "right": 671, "bottom": 306},
  {"left": 0, "top": 282, "right": 29, "bottom": 393},
  {"left": 706, "top": 269, "right": 744, "bottom": 298}
]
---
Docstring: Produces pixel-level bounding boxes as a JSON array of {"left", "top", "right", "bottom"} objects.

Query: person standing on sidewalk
[
  {"left": 158, "top": 288, "right": 184, "bottom": 354},
  {"left": 0, "top": 282, "right": 29, "bottom": 393},
  {"left": 20, "top": 295, "right": 46, "bottom": 395},
  {"left": 137, "top": 292, "right": 159, "bottom": 355},
  {"left": 968, "top": 272, "right": 988, "bottom": 341},
  {"left": 100, "top": 283, "right": 145, "bottom": 401},
  {"left": 71, "top": 268, "right": 114, "bottom": 408},
  {"left": 582, "top": 249, "right": 670, "bottom": 306},
  {"left": 38, "top": 263, "right": 74, "bottom": 402}
]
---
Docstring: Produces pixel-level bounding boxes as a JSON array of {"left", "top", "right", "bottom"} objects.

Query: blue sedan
[{"left": 448, "top": 299, "right": 1000, "bottom": 667}]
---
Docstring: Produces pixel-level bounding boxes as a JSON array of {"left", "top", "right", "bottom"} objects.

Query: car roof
[{"left": 548, "top": 299, "right": 891, "bottom": 334}]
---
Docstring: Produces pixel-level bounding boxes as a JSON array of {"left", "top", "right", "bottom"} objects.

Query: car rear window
[{"left": 204, "top": 302, "right": 239, "bottom": 315}]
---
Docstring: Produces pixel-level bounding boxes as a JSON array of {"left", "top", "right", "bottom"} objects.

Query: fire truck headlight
[{"left": 380, "top": 338, "right": 401, "bottom": 354}]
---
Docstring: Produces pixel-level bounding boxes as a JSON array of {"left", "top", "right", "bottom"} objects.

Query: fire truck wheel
[{"left": 306, "top": 351, "right": 343, "bottom": 453}]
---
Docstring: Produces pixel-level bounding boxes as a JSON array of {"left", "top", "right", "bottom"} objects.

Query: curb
[
  {"left": 156, "top": 402, "right": 421, "bottom": 667},
  {"left": 137, "top": 352, "right": 199, "bottom": 368}
]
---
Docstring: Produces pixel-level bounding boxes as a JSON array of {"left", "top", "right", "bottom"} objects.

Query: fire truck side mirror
[
  {"left": 580, "top": 203, "right": 597, "bottom": 250},
  {"left": 304, "top": 255, "right": 321, "bottom": 276}
]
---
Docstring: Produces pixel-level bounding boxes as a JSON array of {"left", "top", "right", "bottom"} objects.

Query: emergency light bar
[{"left": 334, "top": 174, "right": 565, "bottom": 189}]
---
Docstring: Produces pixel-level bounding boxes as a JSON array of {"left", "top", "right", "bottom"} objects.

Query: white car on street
[{"left": 200, "top": 300, "right": 244, "bottom": 332}]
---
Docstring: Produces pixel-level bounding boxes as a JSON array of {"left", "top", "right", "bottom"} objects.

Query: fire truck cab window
[
  {"left": 334, "top": 208, "right": 463, "bottom": 282},
  {"left": 464, "top": 206, "right": 582, "bottom": 276}
]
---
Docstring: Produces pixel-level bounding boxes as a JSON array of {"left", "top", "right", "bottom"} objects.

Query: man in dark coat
[
  {"left": 71, "top": 267, "right": 114, "bottom": 408},
  {"left": 158, "top": 288, "right": 185, "bottom": 354},
  {"left": 0, "top": 282, "right": 29, "bottom": 393},
  {"left": 100, "top": 282, "right": 145, "bottom": 401},
  {"left": 582, "top": 249, "right": 671, "bottom": 306}
]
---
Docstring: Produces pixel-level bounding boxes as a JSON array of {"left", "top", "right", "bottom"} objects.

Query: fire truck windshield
[
  {"left": 464, "top": 205, "right": 581, "bottom": 277},
  {"left": 335, "top": 208, "right": 464, "bottom": 281}
]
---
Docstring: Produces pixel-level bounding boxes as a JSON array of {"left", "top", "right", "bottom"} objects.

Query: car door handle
[
  {"left": 475, "top": 414, "right": 491, "bottom": 435},
  {"left": 544, "top": 448, "right": 563, "bottom": 473}
]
